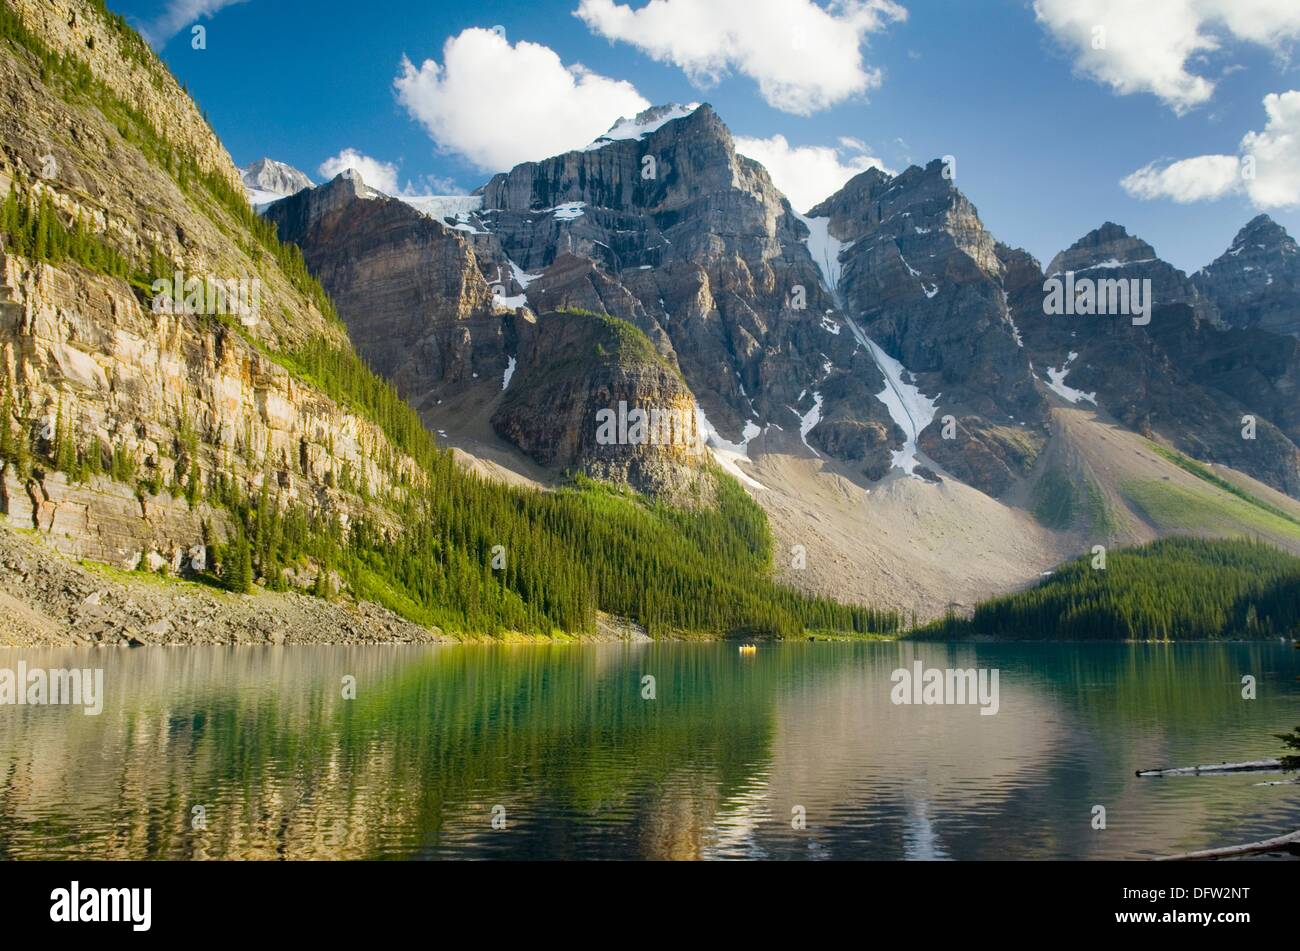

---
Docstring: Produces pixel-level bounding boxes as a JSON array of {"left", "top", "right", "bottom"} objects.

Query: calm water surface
[{"left": 0, "top": 642, "right": 1296, "bottom": 859}]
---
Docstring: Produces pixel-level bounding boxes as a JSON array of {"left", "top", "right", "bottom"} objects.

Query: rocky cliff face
[
  {"left": 267, "top": 165, "right": 725, "bottom": 499},
  {"left": 0, "top": 236, "right": 416, "bottom": 567},
  {"left": 1045, "top": 222, "right": 1218, "bottom": 324},
  {"left": 1195, "top": 215, "right": 1300, "bottom": 338},
  {"left": 810, "top": 160, "right": 1049, "bottom": 495},
  {"left": 266, "top": 172, "right": 512, "bottom": 405},
  {"left": 0, "top": 0, "right": 428, "bottom": 577},
  {"left": 273, "top": 105, "right": 902, "bottom": 491},
  {"left": 477, "top": 103, "right": 894, "bottom": 472},
  {"left": 9, "top": 0, "right": 242, "bottom": 193},
  {"left": 267, "top": 103, "right": 904, "bottom": 491},
  {"left": 1012, "top": 225, "right": 1300, "bottom": 498},
  {"left": 493, "top": 310, "right": 714, "bottom": 500}
]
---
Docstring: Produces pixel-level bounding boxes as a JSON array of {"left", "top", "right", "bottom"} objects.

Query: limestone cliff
[{"left": 0, "top": 0, "right": 427, "bottom": 580}]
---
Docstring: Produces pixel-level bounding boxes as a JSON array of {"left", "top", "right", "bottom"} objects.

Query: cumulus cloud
[
  {"left": 319, "top": 149, "right": 403, "bottom": 195},
  {"left": 394, "top": 28, "right": 650, "bottom": 172},
  {"left": 1121, "top": 91, "right": 1300, "bottom": 208},
  {"left": 139, "top": 0, "right": 248, "bottom": 48},
  {"left": 1033, "top": 0, "right": 1300, "bottom": 113},
  {"left": 1121, "top": 155, "right": 1242, "bottom": 203},
  {"left": 575, "top": 0, "right": 907, "bottom": 115},
  {"left": 736, "top": 134, "right": 889, "bottom": 212}
]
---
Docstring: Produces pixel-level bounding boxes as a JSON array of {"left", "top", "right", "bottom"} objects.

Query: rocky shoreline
[{"left": 0, "top": 524, "right": 660, "bottom": 646}]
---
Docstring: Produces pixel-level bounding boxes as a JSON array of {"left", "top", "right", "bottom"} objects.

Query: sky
[{"left": 106, "top": 0, "right": 1300, "bottom": 274}]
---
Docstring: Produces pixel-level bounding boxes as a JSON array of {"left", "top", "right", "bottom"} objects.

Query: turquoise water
[{"left": 0, "top": 642, "right": 1296, "bottom": 859}]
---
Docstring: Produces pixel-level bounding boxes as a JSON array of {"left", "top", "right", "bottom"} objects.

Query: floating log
[
  {"left": 1136, "top": 759, "right": 1281, "bottom": 778},
  {"left": 1155, "top": 828, "right": 1300, "bottom": 862}
]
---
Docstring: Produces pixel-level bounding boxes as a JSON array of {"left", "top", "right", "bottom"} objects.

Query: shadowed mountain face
[
  {"left": 265, "top": 172, "right": 507, "bottom": 401},
  {"left": 1009, "top": 223, "right": 1300, "bottom": 498},
  {"left": 810, "top": 161, "right": 1050, "bottom": 495},
  {"left": 1195, "top": 214, "right": 1300, "bottom": 339},
  {"left": 1045, "top": 222, "right": 1218, "bottom": 324}
]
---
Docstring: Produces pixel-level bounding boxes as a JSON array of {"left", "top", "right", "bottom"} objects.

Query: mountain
[
  {"left": 1044, "top": 222, "right": 1218, "bottom": 323},
  {"left": 271, "top": 104, "right": 898, "bottom": 494},
  {"left": 262, "top": 96, "right": 1300, "bottom": 620},
  {"left": 0, "top": 0, "right": 893, "bottom": 643},
  {"left": 1012, "top": 224, "right": 1300, "bottom": 499},
  {"left": 808, "top": 160, "right": 1048, "bottom": 495},
  {"left": 1195, "top": 214, "right": 1300, "bottom": 338},
  {"left": 242, "top": 157, "right": 313, "bottom": 206},
  {"left": 4, "top": 0, "right": 1299, "bottom": 640}
]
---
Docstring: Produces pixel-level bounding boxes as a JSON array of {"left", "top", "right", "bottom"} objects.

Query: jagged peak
[
  {"left": 1048, "top": 222, "right": 1161, "bottom": 276},
  {"left": 585, "top": 102, "right": 705, "bottom": 151},
  {"left": 242, "top": 157, "right": 314, "bottom": 199},
  {"left": 320, "top": 169, "right": 391, "bottom": 203},
  {"left": 1068, "top": 222, "right": 1138, "bottom": 248},
  {"left": 270, "top": 169, "right": 388, "bottom": 226},
  {"left": 1228, "top": 213, "right": 1294, "bottom": 251}
]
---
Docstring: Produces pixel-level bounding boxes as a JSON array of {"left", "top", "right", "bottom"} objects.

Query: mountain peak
[
  {"left": 1230, "top": 213, "right": 1294, "bottom": 251},
  {"left": 1195, "top": 213, "right": 1300, "bottom": 337},
  {"left": 1048, "top": 222, "right": 1159, "bottom": 276},
  {"left": 586, "top": 102, "right": 704, "bottom": 150},
  {"left": 241, "top": 157, "right": 313, "bottom": 201}
]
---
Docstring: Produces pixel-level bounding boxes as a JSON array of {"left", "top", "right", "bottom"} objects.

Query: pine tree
[
  {"left": 53, "top": 400, "right": 77, "bottom": 474},
  {"left": 225, "top": 526, "right": 253, "bottom": 594}
]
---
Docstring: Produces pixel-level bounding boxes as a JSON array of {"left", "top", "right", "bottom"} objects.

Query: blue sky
[{"left": 108, "top": 0, "right": 1300, "bottom": 274}]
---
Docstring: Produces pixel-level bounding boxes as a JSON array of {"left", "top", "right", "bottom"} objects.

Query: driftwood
[
  {"left": 1155, "top": 828, "right": 1300, "bottom": 861},
  {"left": 1135, "top": 759, "right": 1281, "bottom": 777}
]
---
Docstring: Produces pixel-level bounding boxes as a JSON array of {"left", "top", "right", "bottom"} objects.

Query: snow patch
[
  {"left": 399, "top": 195, "right": 487, "bottom": 233},
  {"left": 694, "top": 404, "right": 766, "bottom": 490},
  {"left": 509, "top": 260, "right": 542, "bottom": 289},
  {"left": 586, "top": 104, "right": 700, "bottom": 150},
  {"left": 502, "top": 356, "right": 516, "bottom": 391},
  {"left": 1002, "top": 290, "right": 1024, "bottom": 347},
  {"left": 547, "top": 201, "right": 586, "bottom": 221},
  {"left": 844, "top": 320, "right": 940, "bottom": 475},
  {"left": 247, "top": 187, "right": 289, "bottom": 210},
  {"left": 1043, "top": 352, "right": 1097, "bottom": 405},
  {"left": 795, "top": 213, "right": 850, "bottom": 294},
  {"left": 795, "top": 393, "right": 824, "bottom": 456}
]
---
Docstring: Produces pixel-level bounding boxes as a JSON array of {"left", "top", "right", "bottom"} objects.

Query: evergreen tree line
[
  {"left": 0, "top": 187, "right": 146, "bottom": 283},
  {"left": 915, "top": 537, "right": 1300, "bottom": 641},
  {"left": 0, "top": 338, "right": 899, "bottom": 636}
]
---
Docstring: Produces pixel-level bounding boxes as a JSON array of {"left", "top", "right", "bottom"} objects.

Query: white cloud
[
  {"left": 394, "top": 28, "right": 650, "bottom": 172},
  {"left": 1121, "top": 90, "right": 1300, "bottom": 208},
  {"left": 139, "top": 0, "right": 248, "bottom": 48},
  {"left": 1240, "top": 91, "right": 1300, "bottom": 207},
  {"left": 319, "top": 149, "right": 402, "bottom": 195},
  {"left": 736, "top": 134, "right": 889, "bottom": 212},
  {"left": 1033, "top": 0, "right": 1300, "bottom": 113},
  {"left": 575, "top": 0, "right": 907, "bottom": 115},
  {"left": 1121, "top": 155, "right": 1242, "bottom": 202}
]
